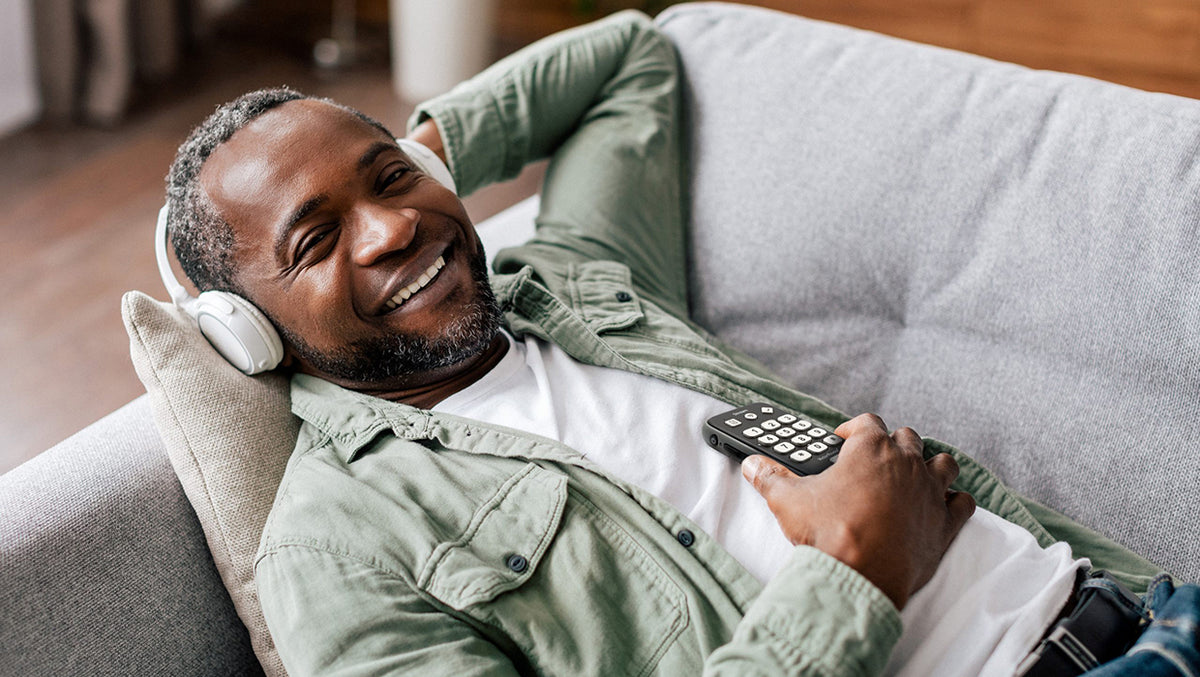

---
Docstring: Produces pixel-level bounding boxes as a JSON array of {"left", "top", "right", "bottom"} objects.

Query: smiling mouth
[{"left": 384, "top": 255, "right": 446, "bottom": 311}]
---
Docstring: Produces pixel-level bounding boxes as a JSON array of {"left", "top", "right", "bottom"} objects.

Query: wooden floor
[{"left": 0, "top": 41, "right": 543, "bottom": 473}]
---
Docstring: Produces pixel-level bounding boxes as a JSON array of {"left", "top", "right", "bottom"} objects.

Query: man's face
[{"left": 199, "top": 99, "right": 500, "bottom": 390}]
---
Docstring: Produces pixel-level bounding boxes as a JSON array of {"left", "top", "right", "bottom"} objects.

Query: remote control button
[
  {"left": 724, "top": 418, "right": 742, "bottom": 427},
  {"left": 761, "top": 406, "right": 775, "bottom": 414},
  {"left": 761, "top": 420, "right": 780, "bottom": 430},
  {"left": 759, "top": 434, "right": 779, "bottom": 445},
  {"left": 778, "top": 414, "right": 796, "bottom": 423},
  {"left": 743, "top": 412, "right": 758, "bottom": 420},
  {"left": 790, "top": 450, "right": 812, "bottom": 462},
  {"left": 808, "top": 427, "right": 827, "bottom": 438},
  {"left": 776, "top": 427, "right": 795, "bottom": 438},
  {"left": 823, "top": 434, "right": 842, "bottom": 446},
  {"left": 793, "top": 420, "right": 812, "bottom": 431},
  {"left": 808, "top": 442, "right": 828, "bottom": 453},
  {"left": 774, "top": 442, "right": 795, "bottom": 453},
  {"left": 793, "top": 434, "right": 812, "bottom": 445},
  {"left": 742, "top": 427, "right": 764, "bottom": 438}
]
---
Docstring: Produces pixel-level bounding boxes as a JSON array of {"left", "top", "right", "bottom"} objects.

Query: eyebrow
[{"left": 358, "top": 140, "right": 395, "bottom": 169}]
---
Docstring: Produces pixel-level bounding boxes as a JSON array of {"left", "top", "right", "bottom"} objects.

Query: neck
[{"left": 362, "top": 333, "right": 509, "bottom": 409}]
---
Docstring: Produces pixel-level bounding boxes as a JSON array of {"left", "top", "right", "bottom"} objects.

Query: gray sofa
[{"left": 5, "top": 3, "right": 1199, "bottom": 674}]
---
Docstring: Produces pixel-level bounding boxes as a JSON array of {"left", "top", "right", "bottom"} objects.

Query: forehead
[{"left": 198, "top": 99, "right": 393, "bottom": 235}]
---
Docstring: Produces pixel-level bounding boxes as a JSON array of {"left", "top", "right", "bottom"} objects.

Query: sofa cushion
[
  {"left": 123, "top": 292, "right": 294, "bottom": 677},
  {"left": 661, "top": 3, "right": 1200, "bottom": 581}
]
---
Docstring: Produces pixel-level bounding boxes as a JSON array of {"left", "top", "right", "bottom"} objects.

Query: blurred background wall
[
  {"left": 14, "top": 0, "right": 1200, "bottom": 131},
  {"left": 1, "top": 0, "right": 1198, "bottom": 474},
  {"left": 0, "top": 0, "right": 38, "bottom": 135}
]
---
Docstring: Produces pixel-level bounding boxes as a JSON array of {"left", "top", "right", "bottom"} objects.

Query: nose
[{"left": 351, "top": 206, "right": 420, "bottom": 266}]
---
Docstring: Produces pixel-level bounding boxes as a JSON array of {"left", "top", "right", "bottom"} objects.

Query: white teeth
[{"left": 385, "top": 255, "right": 447, "bottom": 311}]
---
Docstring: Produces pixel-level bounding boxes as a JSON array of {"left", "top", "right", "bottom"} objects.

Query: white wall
[{"left": 0, "top": 0, "right": 40, "bottom": 136}]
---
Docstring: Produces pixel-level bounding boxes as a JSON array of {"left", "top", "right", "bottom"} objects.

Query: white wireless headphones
[{"left": 156, "top": 137, "right": 457, "bottom": 375}]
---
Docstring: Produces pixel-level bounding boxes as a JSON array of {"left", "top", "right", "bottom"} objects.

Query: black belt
[{"left": 1015, "top": 571, "right": 1150, "bottom": 677}]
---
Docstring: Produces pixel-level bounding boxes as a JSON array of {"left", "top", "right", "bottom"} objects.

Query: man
[{"left": 165, "top": 11, "right": 1190, "bottom": 676}]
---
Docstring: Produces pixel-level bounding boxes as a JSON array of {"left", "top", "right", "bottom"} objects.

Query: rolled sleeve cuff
[
  {"left": 408, "top": 85, "right": 511, "bottom": 198},
  {"left": 711, "top": 546, "right": 902, "bottom": 677}
]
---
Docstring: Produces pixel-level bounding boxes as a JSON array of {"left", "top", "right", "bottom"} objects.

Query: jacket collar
[{"left": 289, "top": 263, "right": 646, "bottom": 464}]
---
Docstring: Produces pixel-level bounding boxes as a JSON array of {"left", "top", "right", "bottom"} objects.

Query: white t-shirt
[{"left": 434, "top": 331, "right": 1087, "bottom": 677}]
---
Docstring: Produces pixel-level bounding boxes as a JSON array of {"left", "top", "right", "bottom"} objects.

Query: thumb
[{"left": 742, "top": 454, "right": 789, "bottom": 497}]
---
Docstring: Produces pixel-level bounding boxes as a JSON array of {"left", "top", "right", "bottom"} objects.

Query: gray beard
[{"left": 278, "top": 247, "right": 502, "bottom": 384}]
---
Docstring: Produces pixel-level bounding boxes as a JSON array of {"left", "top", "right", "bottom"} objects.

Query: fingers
[
  {"left": 944, "top": 490, "right": 977, "bottom": 536},
  {"left": 890, "top": 426, "right": 924, "bottom": 456},
  {"left": 834, "top": 413, "right": 887, "bottom": 439},
  {"left": 925, "top": 452, "right": 960, "bottom": 491},
  {"left": 836, "top": 415, "right": 922, "bottom": 452},
  {"left": 742, "top": 454, "right": 791, "bottom": 499}
]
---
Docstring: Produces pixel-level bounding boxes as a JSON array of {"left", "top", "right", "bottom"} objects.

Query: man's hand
[
  {"left": 742, "top": 413, "right": 976, "bottom": 610},
  {"left": 407, "top": 119, "right": 447, "bottom": 165}
]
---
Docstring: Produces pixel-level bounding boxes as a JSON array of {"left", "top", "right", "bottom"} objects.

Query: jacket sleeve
[
  {"left": 256, "top": 545, "right": 525, "bottom": 676},
  {"left": 704, "top": 546, "right": 903, "bottom": 677},
  {"left": 409, "top": 9, "right": 690, "bottom": 318}
]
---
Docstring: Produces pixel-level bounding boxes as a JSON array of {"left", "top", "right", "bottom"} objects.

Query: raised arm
[{"left": 409, "top": 10, "right": 690, "bottom": 315}]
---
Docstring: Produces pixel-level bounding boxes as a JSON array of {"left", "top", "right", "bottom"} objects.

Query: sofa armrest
[{"left": 0, "top": 396, "right": 261, "bottom": 676}]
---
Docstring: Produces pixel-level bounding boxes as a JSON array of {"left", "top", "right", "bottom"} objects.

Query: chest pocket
[
  {"left": 417, "top": 462, "right": 689, "bottom": 677},
  {"left": 419, "top": 462, "right": 567, "bottom": 608}
]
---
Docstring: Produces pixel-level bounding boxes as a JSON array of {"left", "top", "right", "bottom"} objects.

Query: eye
[
  {"left": 295, "top": 226, "right": 336, "bottom": 263},
  {"left": 379, "top": 164, "right": 415, "bottom": 192}
]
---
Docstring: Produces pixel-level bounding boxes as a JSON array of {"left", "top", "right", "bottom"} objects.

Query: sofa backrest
[{"left": 661, "top": 3, "right": 1200, "bottom": 581}]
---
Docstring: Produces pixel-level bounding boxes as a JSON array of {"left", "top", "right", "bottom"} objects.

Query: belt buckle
[{"left": 1013, "top": 571, "right": 1149, "bottom": 677}]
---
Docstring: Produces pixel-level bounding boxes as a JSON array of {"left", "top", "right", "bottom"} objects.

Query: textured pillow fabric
[{"left": 123, "top": 291, "right": 295, "bottom": 677}]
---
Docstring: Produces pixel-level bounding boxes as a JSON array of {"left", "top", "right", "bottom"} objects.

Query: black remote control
[{"left": 704, "top": 402, "right": 843, "bottom": 476}]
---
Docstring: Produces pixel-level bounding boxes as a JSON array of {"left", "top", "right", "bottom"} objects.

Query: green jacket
[{"left": 254, "top": 11, "right": 1161, "bottom": 676}]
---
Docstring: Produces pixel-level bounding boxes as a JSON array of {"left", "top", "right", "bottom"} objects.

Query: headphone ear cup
[{"left": 192, "top": 291, "right": 284, "bottom": 375}]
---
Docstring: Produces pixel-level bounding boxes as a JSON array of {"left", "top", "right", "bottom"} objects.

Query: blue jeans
[{"left": 1085, "top": 575, "right": 1200, "bottom": 677}]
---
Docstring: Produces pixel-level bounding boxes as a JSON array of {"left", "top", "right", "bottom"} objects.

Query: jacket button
[
  {"left": 676, "top": 529, "right": 695, "bottom": 547},
  {"left": 505, "top": 554, "right": 529, "bottom": 573},
  {"left": 615, "top": 291, "right": 632, "bottom": 302}
]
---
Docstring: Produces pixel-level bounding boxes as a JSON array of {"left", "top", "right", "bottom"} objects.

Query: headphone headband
[{"left": 155, "top": 204, "right": 192, "bottom": 309}]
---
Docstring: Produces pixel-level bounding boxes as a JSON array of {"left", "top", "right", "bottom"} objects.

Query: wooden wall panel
[
  {"left": 973, "top": 0, "right": 1200, "bottom": 76},
  {"left": 249, "top": 0, "right": 1200, "bottom": 99},
  {"left": 742, "top": 0, "right": 973, "bottom": 51}
]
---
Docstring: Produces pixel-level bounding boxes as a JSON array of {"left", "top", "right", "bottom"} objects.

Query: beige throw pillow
[{"left": 123, "top": 291, "right": 295, "bottom": 677}]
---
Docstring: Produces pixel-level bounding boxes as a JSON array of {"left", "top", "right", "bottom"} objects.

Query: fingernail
[{"left": 742, "top": 455, "right": 763, "bottom": 483}]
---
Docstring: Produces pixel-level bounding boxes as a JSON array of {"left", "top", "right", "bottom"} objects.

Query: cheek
[{"left": 269, "top": 272, "right": 359, "bottom": 345}]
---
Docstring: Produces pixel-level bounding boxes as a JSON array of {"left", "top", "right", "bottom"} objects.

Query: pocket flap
[
  {"left": 569, "top": 260, "right": 644, "bottom": 333},
  {"left": 419, "top": 463, "right": 568, "bottom": 609}
]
